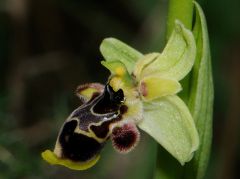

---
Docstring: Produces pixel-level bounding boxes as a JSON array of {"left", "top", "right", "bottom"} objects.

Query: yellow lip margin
[{"left": 41, "top": 150, "right": 100, "bottom": 170}]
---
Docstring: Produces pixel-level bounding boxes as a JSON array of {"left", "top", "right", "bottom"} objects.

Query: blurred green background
[{"left": 0, "top": 0, "right": 239, "bottom": 179}]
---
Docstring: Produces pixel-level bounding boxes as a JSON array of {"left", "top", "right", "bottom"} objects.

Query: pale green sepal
[
  {"left": 139, "top": 76, "right": 182, "bottom": 101},
  {"left": 41, "top": 150, "right": 100, "bottom": 170},
  {"left": 133, "top": 53, "right": 159, "bottom": 81},
  {"left": 136, "top": 20, "right": 196, "bottom": 81},
  {"left": 138, "top": 95, "right": 199, "bottom": 165},
  {"left": 100, "top": 38, "right": 143, "bottom": 73},
  {"left": 183, "top": 2, "right": 214, "bottom": 179}
]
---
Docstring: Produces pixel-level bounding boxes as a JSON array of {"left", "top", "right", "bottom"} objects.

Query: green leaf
[
  {"left": 134, "top": 21, "right": 196, "bottom": 81},
  {"left": 183, "top": 2, "right": 214, "bottom": 179},
  {"left": 138, "top": 95, "right": 199, "bottom": 165},
  {"left": 100, "top": 38, "right": 143, "bottom": 73}
]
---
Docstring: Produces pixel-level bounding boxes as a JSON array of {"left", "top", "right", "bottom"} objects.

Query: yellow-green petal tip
[{"left": 41, "top": 150, "right": 100, "bottom": 170}]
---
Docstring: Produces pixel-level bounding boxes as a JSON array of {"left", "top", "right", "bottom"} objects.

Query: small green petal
[
  {"left": 101, "top": 60, "right": 133, "bottom": 87},
  {"left": 100, "top": 38, "right": 143, "bottom": 73},
  {"left": 101, "top": 60, "right": 128, "bottom": 76},
  {"left": 134, "top": 20, "right": 196, "bottom": 81},
  {"left": 139, "top": 75, "right": 182, "bottom": 101},
  {"left": 133, "top": 53, "right": 159, "bottom": 81},
  {"left": 41, "top": 150, "right": 100, "bottom": 170},
  {"left": 138, "top": 96, "right": 199, "bottom": 165}
]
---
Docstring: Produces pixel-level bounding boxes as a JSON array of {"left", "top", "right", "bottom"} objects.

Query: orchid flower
[{"left": 41, "top": 20, "right": 199, "bottom": 170}]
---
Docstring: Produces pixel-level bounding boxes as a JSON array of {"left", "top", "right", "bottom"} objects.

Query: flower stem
[
  {"left": 154, "top": 0, "right": 195, "bottom": 179},
  {"left": 167, "top": 0, "right": 194, "bottom": 103},
  {"left": 166, "top": 0, "right": 194, "bottom": 40}
]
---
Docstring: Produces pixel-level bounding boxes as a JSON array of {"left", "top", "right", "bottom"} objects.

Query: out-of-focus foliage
[{"left": 0, "top": 0, "right": 240, "bottom": 179}]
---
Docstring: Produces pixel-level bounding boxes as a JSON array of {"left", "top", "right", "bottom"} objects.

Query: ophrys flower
[{"left": 42, "top": 20, "right": 199, "bottom": 170}]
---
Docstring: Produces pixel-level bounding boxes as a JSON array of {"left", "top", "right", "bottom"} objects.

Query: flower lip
[
  {"left": 93, "top": 84, "right": 124, "bottom": 114},
  {"left": 41, "top": 150, "right": 100, "bottom": 170},
  {"left": 107, "top": 85, "right": 124, "bottom": 104},
  {"left": 59, "top": 120, "right": 104, "bottom": 162}
]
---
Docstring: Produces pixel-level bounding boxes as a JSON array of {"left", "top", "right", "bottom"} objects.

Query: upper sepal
[
  {"left": 134, "top": 20, "right": 196, "bottom": 81},
  {"left": 100, "top": 38, "right": 143, "bottom": 74}
]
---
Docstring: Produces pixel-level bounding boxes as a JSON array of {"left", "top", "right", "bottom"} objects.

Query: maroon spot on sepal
[
  {"left": 140, "top": 82, "right": 148, "bottom": 97},
  {"left": 111, "top": 122, "right": 140, "bottom": 153}
]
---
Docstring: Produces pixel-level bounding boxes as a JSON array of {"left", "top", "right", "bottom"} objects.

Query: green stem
[
  {"left": 154, "top": 1, "right": 195, "bottom": 179},
  {"left": 166, "top": 0, "right": 194, "bottom": 40},
  {"left": 167, "top": 0, "right": 194, "bottom": 103}
]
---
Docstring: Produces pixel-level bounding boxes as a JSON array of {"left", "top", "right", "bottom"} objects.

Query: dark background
[{"left": 0, "top": 0, "right": 239, "bottom": 178}]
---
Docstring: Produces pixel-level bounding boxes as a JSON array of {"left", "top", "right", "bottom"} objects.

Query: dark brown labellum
[
  {"left": 59, "top": 120, "right": 104, "bottom": 162},
  {"left": 56, "top": 84, "right": 125, "bottom": 162}
]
